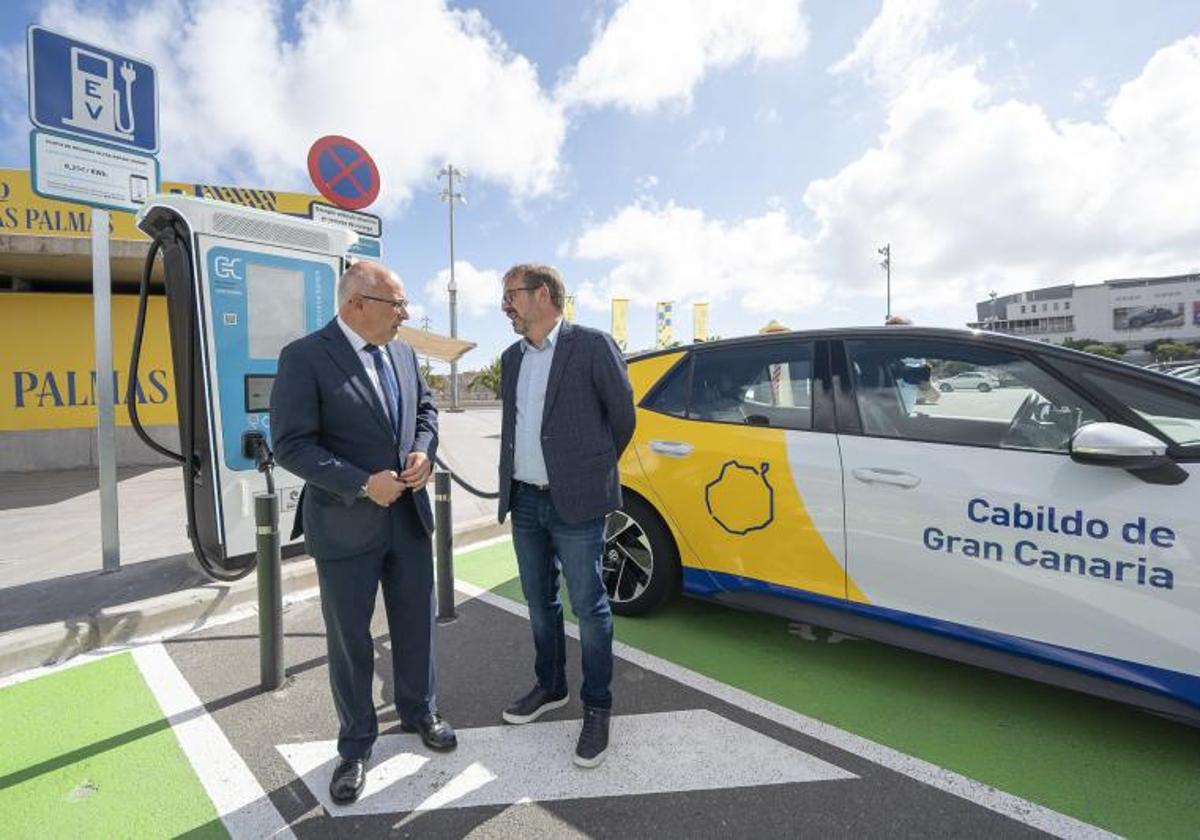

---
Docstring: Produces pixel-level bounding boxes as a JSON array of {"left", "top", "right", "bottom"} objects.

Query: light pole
[
  {"left": 878, "top": 243, "right": 891, "bottom": 323},
  {"left": 438, "top": 163, "right": 465, "bottom": 411}
]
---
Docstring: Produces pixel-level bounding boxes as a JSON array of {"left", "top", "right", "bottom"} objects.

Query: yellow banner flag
[
  {"left": 693, "top": 302, "right": 709, "bottom": 342},
  {"left": 564, "top": 294, "right": 576, "bottom": 322},
  {"left": 656, "top": 301, "right": 673, "bottom": 349},
  {"left": 611, "top": 299, "right": 629, "bottom": 351}
]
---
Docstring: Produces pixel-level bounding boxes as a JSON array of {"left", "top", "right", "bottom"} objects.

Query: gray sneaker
[{"left": 573, "top": 706, "right": 610, "bottom": 768}]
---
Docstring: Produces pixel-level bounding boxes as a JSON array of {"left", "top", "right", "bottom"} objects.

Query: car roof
[
  {"left": 629, "top": 326, "right": 1077, "bottom": 361},
  {"left": 627, "top": 325, "right": 1200, "bottom": 395}
]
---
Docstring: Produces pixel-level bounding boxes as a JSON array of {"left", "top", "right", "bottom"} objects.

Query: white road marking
[
  {"left": 131, "top": 643, "right": 294, "bottom": 839},
  {"left": 454, "top": 576, "right": 1118, "bottom": 840},
  {"left": 278, "top": 709, "right": 853, "bottom": 815}
]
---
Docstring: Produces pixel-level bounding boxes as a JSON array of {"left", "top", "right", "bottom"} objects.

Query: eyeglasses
[
  {"left": 502, "top": 285, "right": 540, "bottom": 305},
  {"left": 359, "top": 293, "right": 409, "bottom": 312}
]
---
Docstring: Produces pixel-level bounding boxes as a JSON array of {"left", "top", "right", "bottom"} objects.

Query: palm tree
[{"left": 474, "top": 356, "right": 502, "bottom": 398}]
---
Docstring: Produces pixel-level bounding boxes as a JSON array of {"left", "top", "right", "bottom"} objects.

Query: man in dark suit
[
  {"left": 271, "top": 260, "right": 456, "bottom": 806},
  {"left": 496, "top": 263, "right": 635, "bottom": 768}
]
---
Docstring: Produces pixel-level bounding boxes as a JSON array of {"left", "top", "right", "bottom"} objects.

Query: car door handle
[
  {"left": 852, "top": 468, "right": 920, "bottom": 489},
  {"left": 649, "top": 440, "right": 694, "bottom": 458}
]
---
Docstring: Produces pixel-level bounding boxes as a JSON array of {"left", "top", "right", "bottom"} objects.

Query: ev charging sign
[{"left": 27, "top": 26, "right": 159, "bottom": 154}]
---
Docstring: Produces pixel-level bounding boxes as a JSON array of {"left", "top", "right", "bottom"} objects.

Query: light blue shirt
[{"left": 512, "top": 318, "right": 562, "bottom": 486}]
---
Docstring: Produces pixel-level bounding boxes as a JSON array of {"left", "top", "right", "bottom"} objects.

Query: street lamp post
[
  {"left": 438, "top": 164, "right": 465, "bottom": 411},
  {"left": 878, "top": 243, "right": 891, "bottom": 323}
]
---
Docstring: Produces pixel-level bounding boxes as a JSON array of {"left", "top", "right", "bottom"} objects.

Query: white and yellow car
[{"left": 602, "top": 327, "right": 1200, "bottom": 724}]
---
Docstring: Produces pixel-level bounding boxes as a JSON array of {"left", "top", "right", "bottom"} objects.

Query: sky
[{"left": 1, "top": 0, "right": 1199, "bottom": 369}]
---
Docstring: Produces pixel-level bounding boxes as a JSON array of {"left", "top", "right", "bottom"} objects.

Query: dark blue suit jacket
[
  {"left": 497, "top": 321, "right": 635, "bottom": 525},
  {"left": 271, "top": 319, "right": 437, "bottom": 560}
]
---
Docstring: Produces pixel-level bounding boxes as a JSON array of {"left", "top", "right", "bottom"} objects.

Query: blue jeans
[{"left": 510, "top": 482, "right": 613, "bottom": 710}]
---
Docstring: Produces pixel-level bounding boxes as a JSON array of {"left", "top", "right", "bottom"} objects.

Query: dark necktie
[{"left": 365, "top": 344, "right": 401, "bottom": 433}]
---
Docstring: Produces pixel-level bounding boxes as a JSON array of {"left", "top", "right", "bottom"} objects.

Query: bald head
[
  {"left": 338, "top": 260, "right": 409, "bottom": 345},
  {"left": 338, "top": 261, "right": 391, "bottom": 308}
]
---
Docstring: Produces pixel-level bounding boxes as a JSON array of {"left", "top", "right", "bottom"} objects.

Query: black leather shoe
[
  {"left": 400, "top": 712, "right": 458, "bottom": 752},
  {"left": 329, "top": 755, "right": 368, "bottom": 805},
  {"left": 502, "top": 684, "right": 569, "bottom": 724}
]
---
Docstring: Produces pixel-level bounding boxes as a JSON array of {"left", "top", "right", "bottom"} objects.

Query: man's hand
[
  {"left": 398, "top": 451, "right": 432, "bottom": 489},
  {"left": 365, "top": 470, "right": 405, "bottom": 506}
]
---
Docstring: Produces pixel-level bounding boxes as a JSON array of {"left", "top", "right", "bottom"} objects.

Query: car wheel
[
  {"left": 603, "top": 494, "right": 680, "bottom": 617},
  {"left": 939, "top": 383, "right": 953, "bottom": 392},
  {"left": 978, "top": 383, "right": 991, "bottom": 392}
]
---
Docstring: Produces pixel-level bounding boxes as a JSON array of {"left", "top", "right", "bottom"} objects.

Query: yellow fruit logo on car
[{"left": 705, "top": 460, "right": 774, "bottom": 535}]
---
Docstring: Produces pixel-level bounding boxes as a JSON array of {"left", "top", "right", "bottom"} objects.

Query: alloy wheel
[{"left": 602, "top": 510, "right": 654, "bottom": 604}]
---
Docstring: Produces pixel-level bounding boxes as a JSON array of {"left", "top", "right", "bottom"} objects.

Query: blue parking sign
[{"left": 27, "top": 26, "right": 159, "bottom": 154}]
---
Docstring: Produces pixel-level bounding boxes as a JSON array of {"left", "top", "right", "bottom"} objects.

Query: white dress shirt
[{"left": 336, "top": 315, "right": 394, "bottom": 415}]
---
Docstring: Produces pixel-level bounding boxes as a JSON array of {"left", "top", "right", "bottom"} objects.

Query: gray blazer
[
  {"left": 271, "top": 319, "right": 438, "bottom": 559},
  {"left": 498, "top": 321, "right": 635, "bottom": 525}
]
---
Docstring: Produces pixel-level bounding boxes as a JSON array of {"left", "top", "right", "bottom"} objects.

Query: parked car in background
[{"left": 937, "top": 370, "right": 1000, "bottom": 392}]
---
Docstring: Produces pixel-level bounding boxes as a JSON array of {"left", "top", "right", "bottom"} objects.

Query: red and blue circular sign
[{"left": 307, "top": 135, "right": 380, "bottom": 210}]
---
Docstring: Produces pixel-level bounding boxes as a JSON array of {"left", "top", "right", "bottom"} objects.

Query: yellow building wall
[{"left": 1, "top": 293, "right": 176, "bottom": 431}]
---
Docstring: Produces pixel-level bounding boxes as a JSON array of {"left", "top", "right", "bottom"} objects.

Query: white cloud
[
  {"left": 29, "top": 0, "right": 566, "bottom": 208},
  {"left": 687, "top": 126, "right": 726, "bottom": 152},
  {"left": 423, "top": 260, "right": 501, "bottom": 319},
  {"left": 828, "top": 0, "right": 948, "bottom": 96},
  {"left": 557, "top": 0, "right": 808, "bottom": 113},
  {"left": 575, "top": 28, "right": 1200, "bottom": 325},
  {"left": 756, "top": 106, "right": 782, "bottom": 124},
  {"left": 807, "top": 33, "right": 1200, "bottom": 316},
  {"left": 634, "top": 174, "right": 659, "bottom": 193},
  {"left": 1072, "top": 75, "right": 1102, "bottom": 103},
  {"left": 570, "top": 201, "right": 823, "bottom": 314}
]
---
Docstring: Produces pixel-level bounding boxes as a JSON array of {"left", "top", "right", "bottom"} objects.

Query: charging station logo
[{"left": 214, "top": 255, "right": 242, "bottom": 280}]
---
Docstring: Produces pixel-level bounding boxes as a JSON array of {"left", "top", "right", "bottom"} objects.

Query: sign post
[
  {"left": 91, "top": 208, "right": 119, "bottom": 571},
  {"left": 27, "top": 26, "right": 160, "bottom": 572},
  {"left": 306, "top": 136, "right": 382, "bottom": 262}
]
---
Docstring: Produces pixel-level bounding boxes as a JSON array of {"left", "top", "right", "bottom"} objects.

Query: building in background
[{"left": 968, "top": 273, "right": 1200, "bottom": 351}]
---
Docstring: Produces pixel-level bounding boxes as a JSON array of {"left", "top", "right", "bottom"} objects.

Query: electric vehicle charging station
[{"left": 130, "top": 194, "right": 356, "bottom": 582}]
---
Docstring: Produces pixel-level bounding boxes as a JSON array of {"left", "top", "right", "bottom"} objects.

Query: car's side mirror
[{"left": 1070, "top": 422, "right": 1187, "bottom": 485}]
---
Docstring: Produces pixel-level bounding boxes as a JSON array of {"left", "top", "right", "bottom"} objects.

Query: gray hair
[
  {"left": 337, "top": 261, "right": 379, "bottom": 308},
  {"left": 502, "top": 263, "right": 566, "bottom": 311}
]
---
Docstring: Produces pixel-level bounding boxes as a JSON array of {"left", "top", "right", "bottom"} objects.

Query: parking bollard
[
  {"left": 434, "top": 470, "right": 457, "bottom": 624},
  {"left": 255, "top": 491, "right": 284, "bottom": 691}
]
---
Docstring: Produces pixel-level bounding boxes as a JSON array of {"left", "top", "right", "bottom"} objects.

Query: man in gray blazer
[
  {"left": 271, "top": 261, "right": 455, "bottom": 806},
  {"left": 496, "top": 263, "right": 635, "bottom": 768}
]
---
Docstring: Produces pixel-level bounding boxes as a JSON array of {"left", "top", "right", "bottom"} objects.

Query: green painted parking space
[
  {"left": 455, "top": 539, "right": 1200, "bottom": 839},
  {"left": 0, "top": 653, "right": 224, "bottom": 839}
]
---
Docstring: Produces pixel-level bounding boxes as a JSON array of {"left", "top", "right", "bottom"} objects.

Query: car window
[
  {"left": 643, "top": 355, "right": 691, "bottom": 417},
  {"left": 845, "top": 339, "right": 1103, "bottom": 452},
  {"left": 687, "top": 342, "right": 814, "bottom": 430},
  {"left": 1068, "top": 365, "right": 1200, "bottom": 452}
]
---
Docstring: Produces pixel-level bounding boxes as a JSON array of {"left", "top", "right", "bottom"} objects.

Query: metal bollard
[
  {"left": 434, "top": 470, "right": 457, "bottom": 624},
  {"left": 255, "top": 491, "right": 284, "bottom": 691}
]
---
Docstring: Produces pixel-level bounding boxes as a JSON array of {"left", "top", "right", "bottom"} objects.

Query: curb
[{"left": 0, "top": 517, "right": 509, "bottom": 680}]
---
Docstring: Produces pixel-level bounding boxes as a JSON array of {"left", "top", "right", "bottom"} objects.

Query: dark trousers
[
  {"left": 510, "top": 482, "right": 613, "bottom": 710},
  {"left": 314, "top": 498, "right": 436, "bottom": 760}
]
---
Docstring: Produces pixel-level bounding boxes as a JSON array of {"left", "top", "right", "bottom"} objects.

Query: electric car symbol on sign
[{"left": 603, "top": 327, "right": 1200, "bottom": 724}]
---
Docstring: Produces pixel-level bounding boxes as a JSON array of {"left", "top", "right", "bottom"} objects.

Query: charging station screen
[{"left": 246, "top": 263, "right": 306, "bottom": 359}]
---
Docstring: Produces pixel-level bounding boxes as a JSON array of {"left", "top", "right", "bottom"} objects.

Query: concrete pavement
[{"left": 0, "top": 406, "right": 506, "bottom": 677}]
